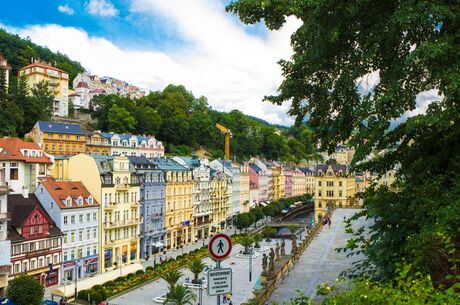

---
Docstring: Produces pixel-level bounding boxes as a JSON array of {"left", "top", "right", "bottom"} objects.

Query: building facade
[
  {"left": 129, "top": 157, "right": 166, "bottom": 258},
  {"left": 8, "top": 194, "right": 62, "bottom": 287},
  {"left": 52, "top": 154, "right": 141, "bottom": 272},
  {"left": 151, "top": 158, "right": 193, "bottom": 250},
  {"left": 101, "top": 133, "right": 164, "bottom": 158},
  {"left": 271, "top": 162, "right": 285, "bottom": 200},
  {"left": 85, "top": 131, "right": 111, "bottom": 156},
  {"left": 0, "top": 53, "right": 10, "bottom": 92},
  {"left": 27, "top": 121, "right": 86, "bottom": 156},
  {"left": 284, "top": 168, "right": 294, "bottom": 198},
  {"left": 34, "top": 178, "right": 100, "bottom": 282},
  {"left": 19, "top": 62, "right": 69, "bottom": 116},
  {"left": 210, "top": 170, "right": 231, "bottom": 233},
  {"left": 299, "top": 167, "right": 315, "bottom": 195},
  {"left": 0, "top": 170, "right": 10, "bottom": 296},
  {"left": 239, "top": 163, "right": 250, "bottom": 213},
  {"left": 0, "top": 138, "right": 52, "bottom": 194},
  {"left": 292, "top": 169, "right": 307, "bottom": 197},
  {"left": 69, "top": 81, "right": 91, "bottom": 110},
  {"left": 249, "top": 163, "right": 268, "bottom": 202},
  {"left": 313, "top": 164, "right": 357, "bottom": 221},
  {"left": 173, "top": 157, "right": 211, "bottom": 241}
]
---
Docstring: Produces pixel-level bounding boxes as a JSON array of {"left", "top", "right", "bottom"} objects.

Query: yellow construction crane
[{"left": 215, "top": 123, "right": 232, "bottom": 160}]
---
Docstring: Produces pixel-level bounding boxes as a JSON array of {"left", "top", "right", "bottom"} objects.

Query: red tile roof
[
  {"left": 19, "top": 62, "right": 65, "bottom": 73},
  {"left": 39, "top": 177, "right": 99, "bottom": 209},
  {"left": 76, "top": 81, "right": 89, "bottom": 88},
  {"left": 0, "top": 138, "right": 52, "bottom": 164}
]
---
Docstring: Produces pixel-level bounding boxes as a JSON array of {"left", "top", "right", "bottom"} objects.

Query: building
[
  {"left": 313, "top": 164, "right": 357, "bottom": 221},
  {"left": 249, "top": 184, "right": 259, "bottom": 210},
  {"left": 271, "top": 162, "right": 286, "bottom": 200},
  {"left": 284, "top": 168, "right": 294, "bottom": 198},
  {"left": 69, "top": 81, "right": 91, "bottom": 110},
  {"left": 0, "top": 170, "right": 10, "bottom": 296},
  {"left": 209, "top": 160, "right": 240, "bottom": 220},
  {"left": 101, "top": 133, "right": 164, "bottom": 157},
  {"left": 151, "top": 158, "right": 193, "bottom": 250},
  {"left": 52, "top": 154, "right": 141, "bottom": 272},
  {"left": 173, "top": 157, "right": 211, "bottom": 241},
  {"left": 254, "top": 159, "right": 273, "bottom": 200},
  {"left": 248, "top": 163, "right": 268, "bottom": 202},
  {"left": 210, "top": 169, "right": 231, "bottom": 233},
  {"left": 239, "top": 163, "right": 250, "bottom": 213},
  {"left": 0, "top": 53, "right": 10, "bottom": 91},
  {"left": 34, "top": 178, "right": 100, "bottom": 282},
  {"left": 8, "top": 194, "right": 63, "bottom": 287},
  {"left": 85, "top": 131, "right": 111, "bottom": 156},
  {"left": 0, "top": 138, "right": 52, "bottom": 194},
  {"left": 129, "top": 157, "right": 166, "bottom": 258},
  {"left": 18, "top": 61, "right": 69, "bottom": 116},
  {"left": 27, "top": 121, "right": 86, "bottom": 156},
  {"left": 292, "top": 168, "right": 307, "bottom": 197},
  {"left": 334, "top": 144, "right": 355, "bottom": 165},
  {"left": 299, "top": 167, "right": 315, "bottom": 195}
]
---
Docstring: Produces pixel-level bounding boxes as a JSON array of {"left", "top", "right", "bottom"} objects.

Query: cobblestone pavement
[{"left": 269, "top": 209, "right": 367, "bottom": 304}]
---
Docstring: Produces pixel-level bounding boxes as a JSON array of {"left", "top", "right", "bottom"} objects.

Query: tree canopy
[
  {"left": 7, "top": 275, "right": 44, "bottom": 305},
  {"left": 227, "top": 0, "right": 460, "bottom": 285}
]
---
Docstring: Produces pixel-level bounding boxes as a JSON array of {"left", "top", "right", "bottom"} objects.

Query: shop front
[
  {"left": 83, "top": 256, "right": 98, "bottom": 276},
  {"left": 130, "top": 243, "right": 137, "bottom": 261},
  {"left": 62, "top": 261, "right": 76, "bottom": 281},
  {"left": 104, "top": 249, "right": 112, "bottom": 269}
]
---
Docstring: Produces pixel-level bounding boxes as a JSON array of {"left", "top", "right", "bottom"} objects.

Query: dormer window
[
  {"left": 88, "top": 197, "right": 93, "bottom": 204},
  {"left": 65, "top": 198, "right": 72, "bottom": 207},
  {"left": 77, "top": 197, "right": 83, "bottom": 206},
  {"left": 24, "top": 150, "right": 29, "bottom": 157}
]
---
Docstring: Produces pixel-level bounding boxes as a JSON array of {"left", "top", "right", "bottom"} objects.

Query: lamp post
[{"left": 249, "top": 245, "right": 253, "bottom": 282}]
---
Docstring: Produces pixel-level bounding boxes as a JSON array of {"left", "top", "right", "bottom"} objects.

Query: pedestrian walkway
[{"left": 269, "top": 209, "right": 368, "bottom": 304}]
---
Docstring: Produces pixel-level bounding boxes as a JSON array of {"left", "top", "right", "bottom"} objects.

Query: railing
[{"left": 115, "top": 183, "right": 129, "bottom": 191}]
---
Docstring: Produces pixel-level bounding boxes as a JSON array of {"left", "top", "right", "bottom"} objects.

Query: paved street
[{"left": 269, "top": 209, "right": 367, "bottom": 304}]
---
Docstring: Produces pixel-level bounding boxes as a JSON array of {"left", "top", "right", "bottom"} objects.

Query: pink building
[{"left": 284, "top": 168, "right": 294, "bottom": 198}]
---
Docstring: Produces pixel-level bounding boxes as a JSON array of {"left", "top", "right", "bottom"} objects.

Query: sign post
[{"left": 208, "top": 233, "right": 232, "bottom": 305}]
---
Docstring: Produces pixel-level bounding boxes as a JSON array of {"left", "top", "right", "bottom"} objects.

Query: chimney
[{"left": 22, "top": 186, "right": 29, "bottom": 198}]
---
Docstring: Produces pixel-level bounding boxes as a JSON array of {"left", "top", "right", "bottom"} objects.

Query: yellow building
[
  {"left": 334, "top": 145, "right": 355, "bottom": 165},
  {"left": 292, "top": 169, "right": 306, "bottom": 197},
  {"left": 85, "top": 131, "right": 111, "bottom": 155},
  {"left": 19, "top": 61, "right": 69, "bottom": 116},
  {"left": 210, "top": 170, "right": 231, "bottom": 234},
  {"left": 271, "top": 163, "right": 286, "bottom": 200},
  {"left": 239, "top": 163, "right": 250, "bottom": 213},
  {"left": 151, "top": 158, "right": 193, "bottom": 250},
  {"left": 313, "top": 164, "right": 357, "bottom": 221},
  {"left": 27, "top": 121, "right": 86, "bottom": 156},
  {"left": 53, "top": 154, "right": 141, "bottom": 272},
  {"left": 299, "top": 167, "right": 316, "bottom": 195}
]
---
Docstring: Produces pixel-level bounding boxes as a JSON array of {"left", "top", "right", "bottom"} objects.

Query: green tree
[
  {"left": 235, "top": 213, "right": 251, "bottom": 232},
  {"left": 164, "top": 284, "right": 196, "bottom": 305},
  {"left": 261, "top": 227, "right": 276, "bottom": 242},
  {"left": 188, "top": 259, "right": 206, "bottom": 284},
  {"left": 135, "top": 106, "right": 162, "bottom": 135},
  {"left": 161, "top": 269, "right": 183, "bottom": 294},
  {"left": 68, "top": 100, "right": 75, "bottom": 118},
  {"left": 253, "top": 233, "right": 263, "bottom": 248},
  {"left": 0, "top": 68, "right": 22, "bottom": 136},
  {"left": 227, "top": 0, "right": 460, "bottom": 285},
  {"left": 30, "top": 80, "right": 54, "bottom": 120},
  {"left": 7, "top": 275, "right": 44, "bottom": 305},
  {"left": 108, "top": 104, "right": 136, "bottom": 133},
  {"left": 239, "top": 235, "right": 254, "bottom": 254}
]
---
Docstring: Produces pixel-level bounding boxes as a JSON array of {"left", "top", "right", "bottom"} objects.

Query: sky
[{"left": 0, "top": 0, "right": 301, "bottom": 126}]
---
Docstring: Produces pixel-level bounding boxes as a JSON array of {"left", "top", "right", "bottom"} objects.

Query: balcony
[
  {"left": 104, "top": 218, "right": 140, "bottom": 229},
  {"left": 115, "top": 183, "right": 129, "bottom": 191},
  {"left": 104, "top": 202, "right": 117, "bottom": 210}
]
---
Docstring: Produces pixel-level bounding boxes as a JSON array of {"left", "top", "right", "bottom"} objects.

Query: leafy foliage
[
  {"left": 227, "top": 0, "right": 460, "bottom": 286},
  {"left": 164, "top": 284, "right": 197, "bottom": 305},
  {"left": 7, "top": 275, "right": 45, "bottom": 305},
  {"left": 91, "top": 84, "right": 316, "bottom": 162},
  {"left": 188, "top": 259, "right": 206, "bottom": 284}
]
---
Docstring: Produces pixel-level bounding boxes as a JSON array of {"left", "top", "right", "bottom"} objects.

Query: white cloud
[
  {"left": 5, "top": 0, "right": 300, "bottom": 125},
  {"left": 57, "top": 4, "right": 75, "bottom": 16},
  {"left": 86, "top": 0, "right": 118, "bottom": 17}
]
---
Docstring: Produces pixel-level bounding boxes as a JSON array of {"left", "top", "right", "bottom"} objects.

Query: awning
[
  {"left": 50, "top": 263, "right": 143, "bottom": 298},
  {"left": 153, "top": 242, "right": 164, "bottom": 248}
]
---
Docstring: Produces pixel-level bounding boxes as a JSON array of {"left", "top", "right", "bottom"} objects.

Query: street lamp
[{"left": 249, "top": 245, "right": 254, "bottom": 282}]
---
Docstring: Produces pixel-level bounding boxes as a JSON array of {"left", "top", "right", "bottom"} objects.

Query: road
[{"left": 269, "top": 209, "right": 367, "bottom": 304}]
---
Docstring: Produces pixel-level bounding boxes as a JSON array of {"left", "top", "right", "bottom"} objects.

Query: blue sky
[{"left": 0, "top": 0, "right": 300, "bottom": 125}]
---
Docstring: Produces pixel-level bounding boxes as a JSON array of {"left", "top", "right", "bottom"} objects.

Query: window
[
  {"left": 86, "top": 229, "right": 90, "bottom": 240},
  {"left": 12, "top": 245, "right": 21, "bottom": 255},
  {"left": 66, "top": 199, "right": 72, "bottom": 207},
  {"left": 71, "top": 215, "right": 75, "bottom": 224},
  {"left": 77, "top": 198, "right": 83, "bottom": 206},
  {"left": 64, "top": 216, "right": 68, "bottom": 225},
  {"left": 79, "top": 214, "right": 83, "bottom": 223},
  {"left": 30, "top": 226, "right": 35, "bottom": 235},
  {"left": 22, "top": 261, "right": 28, "bottom": 272},
  {"left": 318, "top": 191, "right": 322, "bottom": 197},
  {"left": 9, "top": 162, "right": 18, "bottom": 180},
  {"left": 39, "top": 164, "right": 46, "bottom": 175},
  {"left": 318, "top": 181, "right": 322, "bottom": 187},
  {"left": 49, "top": 201, "right": 54, "bottom": 209},
  {"left": 327, "top": 181, "right": 334, "bottom": 187},
  {"left": 318, "top": 202, "right": 322, "bottom": 208},
  {"left": 71, "top": 232, "right": 75, "bottom": 242},
  {"left": 327, "top": 191, "right": 334, "bottom": 197},
  {"left": 93, "top": 245, "right": 97, "bottom": 255},
  {"left": 52, "top": 238, "right": 59, "bottom": 247},
  {"left": 88, "top": 197, "right": 93, "bottom": 204},
  {"left": 38, "top": 225, "right": 42, "bottom": 234},
  {"left": 93, "top": 228, "right": 97, "bottom": 239},
  {"left": 77, "top": 248, "right": 82, "bottom": 258},
  {"left": 93, "top": 213, "right": 97, "bottom": 221},
  {"left": 63, "top": 234, "right": 68, "bottom": 244},
  {"left": 86, "top": 213, "right": 91, "bottom": 222},
  {"left": 30, "top": 260, "right": 36, "bottom": 270},
  {"left": 38, "top": 258, "right": 43, "bottom": 268},
  {"left": 30, "top": 242, "right": 36, "bottom": 251},
  {"left": 339, "top": 181, "right": 343, "bottom": 187},
  {"left": 339, "top": 191, "right": 343, "bottom": 197},
  {"left": 79, "top": 230, "right": 83, "bottom": 241}
]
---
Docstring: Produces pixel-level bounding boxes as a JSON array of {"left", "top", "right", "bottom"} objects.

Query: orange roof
[
  {"left": 0, "top": 138, "right": 52, "bottom": 164},
  {"left": 19, "top": 62, "right": 66, "bottom": 73},
  {"left": 39, "top": 177, "right": 99, "bottom": 209}
]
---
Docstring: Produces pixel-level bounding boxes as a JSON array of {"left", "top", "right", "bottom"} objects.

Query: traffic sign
[
  {"left": 208, "top": 233, "right": 232, "bottom": 260},
  {"left": 207, "top": 268, "right": 232, "bottom": 296}
]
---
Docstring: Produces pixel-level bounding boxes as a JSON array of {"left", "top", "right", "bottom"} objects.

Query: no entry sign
[{"left": 208, "top": 233, "right": 232, "bottom": 260}]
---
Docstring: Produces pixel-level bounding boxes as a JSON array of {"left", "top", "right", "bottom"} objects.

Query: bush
[
  {"left": 7, "top": 275, "right": 44, "bottom": 305},
  {"left": 103, "top": 280, "right": 114, "bottom": 287},
  {"left": 92, "top": 284, "right": 103, "bottom": 291},
  {"left": 115, "top": 276, "right": 125, "bottom": 282},
  {"left": 77, "top": 290, "right": 89, "bottom": 300},
  {"left": 135, "top": 269, "right": 144, "bottom": 275},
  {"left": 89, "top": 290, "right": 102, "bottom": 304},
  {"left": 97, "top": 288, "right": 107, "bottom": 301},
  {"left": 146, "top": 266, "right": 154, "bottom": 272}
]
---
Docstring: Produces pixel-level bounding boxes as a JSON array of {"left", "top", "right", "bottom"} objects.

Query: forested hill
[
  {"left": 0, "top": 28, "right": 84, "bottom": 85},
  {"left": 90, "top": 85, "right": 316, "bottom": 162},
  {"left": 0, "top": 28, "right": 315, "bottom": 163}
]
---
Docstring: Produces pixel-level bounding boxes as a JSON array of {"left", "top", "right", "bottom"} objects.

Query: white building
[
  {"left": 0, "top": 138, "right": 52, "bottom": 194},
  {"left": 69, "top": 81, "right": 91, "bottom": 110},
  {"left": 35, "top": 178, "right": 100, "bottom": 281}
]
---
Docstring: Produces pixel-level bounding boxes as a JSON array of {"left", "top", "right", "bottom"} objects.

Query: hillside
[
  {"left": 0, "top": 28, "right": 84, "bottom": 85},
  {"left": 0, "top": 29, "right": 315, "bottom": 163}
]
